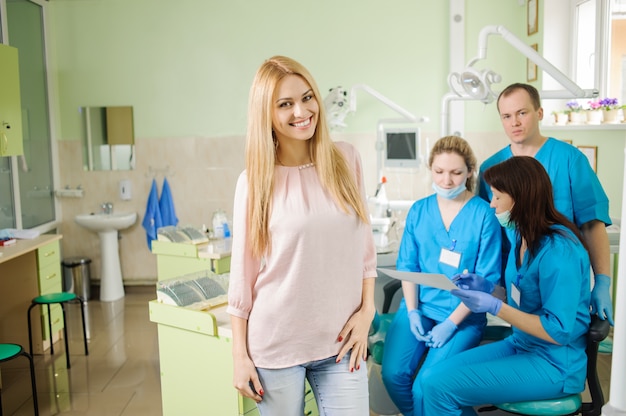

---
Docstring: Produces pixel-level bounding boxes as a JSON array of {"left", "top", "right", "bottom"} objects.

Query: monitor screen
[{"left": 384, "top": 127, "right": 420, "bottom": 168}]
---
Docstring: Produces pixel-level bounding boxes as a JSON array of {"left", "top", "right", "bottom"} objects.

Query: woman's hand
[
  {"left": 336, "top": 305, "right": 375, "bottom": 372},
  {"left": 452, "top": 272, "right": 494, "bottom": 294},
  {"left": 232, "top": 354, "right": 264, "bottom": 403}
]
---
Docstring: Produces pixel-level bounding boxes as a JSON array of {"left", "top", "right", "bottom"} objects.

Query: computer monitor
[{"left": 383, "top": 126, "right": 420, "bottom": 168}]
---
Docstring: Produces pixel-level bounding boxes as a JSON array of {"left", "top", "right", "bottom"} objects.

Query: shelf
[{"left": 542, "top": 123, "right": 626, "bottom": 131}]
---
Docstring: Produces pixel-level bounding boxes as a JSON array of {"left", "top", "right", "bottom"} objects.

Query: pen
[{"left": 451, "top": 269, "right": 469, "bottom": 283}]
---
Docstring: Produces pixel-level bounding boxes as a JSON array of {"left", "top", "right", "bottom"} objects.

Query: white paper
[{"left": 377, "top": 268, "right": 457, "bottom": 292}]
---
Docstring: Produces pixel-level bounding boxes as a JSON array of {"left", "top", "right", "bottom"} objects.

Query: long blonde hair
[{"left": 245, "top": 56, "right": 369, "bottom": 258}]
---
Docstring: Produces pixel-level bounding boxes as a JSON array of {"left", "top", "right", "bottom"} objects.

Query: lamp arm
[
  {"left": 349, "top": 84, "right": 418, "bottom": 122},
  {"left": 470, "top": 25, "right": 597, "bottom": 99},
  {"left": 441, "top": 92, "right": 475, "bottom": 136}
]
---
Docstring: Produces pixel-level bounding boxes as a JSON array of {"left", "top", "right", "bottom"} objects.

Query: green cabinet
[
  {"left": 0, "top": 43, "right": 23, "bottom": 156},
  {"left": 151, "top": 241, "right": 319, "bottom": 415},
  {"left": 35, "top": 239, "right": 64, "bottom": 347}
]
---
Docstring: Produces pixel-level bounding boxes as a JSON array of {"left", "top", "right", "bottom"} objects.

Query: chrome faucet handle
[{"left": 101, "top": 202, "right": 114, "bottom": 214}]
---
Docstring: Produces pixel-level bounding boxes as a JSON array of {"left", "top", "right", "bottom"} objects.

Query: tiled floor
[
  {"left": 0, "top": 286, "right": 614, "bottom": 416},
  {"left": 1, "top": 286, "right": 162, "bottom": 416}
]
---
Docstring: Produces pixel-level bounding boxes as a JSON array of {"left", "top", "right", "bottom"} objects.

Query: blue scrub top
[
  {"left": 397, "top": 194, "right": 502, "bottom": 323},
  {"left": 505, "top": 225, "right": 591, "bottom": 393},
  {"left": 478, "top": 138, "right": 611, "bottom": 227}
]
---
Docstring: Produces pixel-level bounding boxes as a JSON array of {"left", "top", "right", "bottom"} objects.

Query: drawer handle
[
  {"left": 53, "top": 318, "right": 61, "bottom": 324},
  {"left": 46, "top": 273, "right": 57, "bottom": 280},
  {"left": 44, "top": 250, "right": 56, "bottom": 257}
]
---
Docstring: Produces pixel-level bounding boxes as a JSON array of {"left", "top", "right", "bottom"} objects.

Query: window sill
[{"left": 542, "top": 123, "right": 626, "bottom": 131}]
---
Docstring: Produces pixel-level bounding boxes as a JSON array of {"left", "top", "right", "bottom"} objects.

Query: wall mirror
[{"left": 81, "top": 106, "right": 135, "bottom": 171}]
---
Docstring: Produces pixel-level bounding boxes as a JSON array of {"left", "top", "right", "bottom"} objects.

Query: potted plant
[
  {"left": 598, "top": 98, "right": 622, "bottom": 124},
  {"left": 585, "top": 99, "right": 603, "bottom": 124},
  {"left": 566, "top": 100, "right": 585, "bottom": 125},
  {"left": 551, "top": 110, "right": 568, "bottom": 125}
]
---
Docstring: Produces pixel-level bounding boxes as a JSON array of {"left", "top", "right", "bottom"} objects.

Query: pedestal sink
[{"left": 75, "top": 212, "right": 137, "bottom": 302}]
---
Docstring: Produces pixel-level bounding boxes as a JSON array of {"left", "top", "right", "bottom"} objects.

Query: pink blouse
[{"left": 227, "top": 141, "right": 377, "bottom": 368}]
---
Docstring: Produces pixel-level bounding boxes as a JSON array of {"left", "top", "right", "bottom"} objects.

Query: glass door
[{"left": 4, "top": 0, "right": 56, "bottom": 229}]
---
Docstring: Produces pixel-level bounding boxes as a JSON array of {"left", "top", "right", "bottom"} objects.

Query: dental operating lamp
[{"left": 442, "top": 25, "right": 599, "bottom": 136}]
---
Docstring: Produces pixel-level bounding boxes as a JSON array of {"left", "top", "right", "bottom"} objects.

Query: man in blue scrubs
[{"left": 478, "top": 83, "right": 614, "bottom": 325}]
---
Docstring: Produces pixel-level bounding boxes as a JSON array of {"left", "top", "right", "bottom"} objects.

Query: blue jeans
[{"left": 256, "top": 353, "right": 369, "bottom": 416}]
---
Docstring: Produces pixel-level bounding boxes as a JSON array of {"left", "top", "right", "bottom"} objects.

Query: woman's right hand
[
  {"left": 233, "top": 355, "right": 264, "bottom": 403},
  {"left": 408, "top": 309, "right": 430, "bottom": 342},
  {"left": 452, "top": 272, "right": 494, "bottom": 294}
]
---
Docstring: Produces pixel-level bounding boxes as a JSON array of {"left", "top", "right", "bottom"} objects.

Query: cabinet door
[{"left": 0, "top": 43, "right": 23, "bottom": 156}]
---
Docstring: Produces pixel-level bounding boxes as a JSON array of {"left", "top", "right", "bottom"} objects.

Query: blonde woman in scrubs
[
  {"left": 227, "top": 56, "right": 377, "bottom": 416},
  {"left": 381, "top": 136, "right": 502, "bottom": 416}
]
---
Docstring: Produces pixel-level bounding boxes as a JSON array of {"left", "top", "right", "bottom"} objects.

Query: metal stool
[
  {"left": 0, "top": 343, "right": 39, "bottom": 415},
  {"left": 27, "top": 292, "right": 88, "bottom": 369}
]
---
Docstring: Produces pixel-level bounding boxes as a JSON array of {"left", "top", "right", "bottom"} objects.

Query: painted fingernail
[
  {"left": 259, "top": 389, "right": 264, "bottom": 396},
  {"left": 337, "top": 336, "right": 343, "bottom": 342},
  {"left": 350, "top": 367, "right": 354, "bottom": 373},
  {"left": 357, "top": 364, "right": 360, "bottom": 370}
]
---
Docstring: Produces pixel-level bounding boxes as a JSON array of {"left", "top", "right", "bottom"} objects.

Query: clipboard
[{"left": 377, "top": 268, "right": 457, "bottom": 292}]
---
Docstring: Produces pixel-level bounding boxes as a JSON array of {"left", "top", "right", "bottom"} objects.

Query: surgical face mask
[
  {"left": 432, "top": 182, "right": 466, "bottom": 200},
  {"left": 495, "top": 209, "right": 515, "bottom": 230}
]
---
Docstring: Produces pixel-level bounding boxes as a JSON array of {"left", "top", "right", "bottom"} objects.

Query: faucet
[{"left": 101, "top": 202, "right": 114, "bottom": 214}]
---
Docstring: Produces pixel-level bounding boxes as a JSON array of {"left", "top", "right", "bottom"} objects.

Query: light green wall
[
  {"left": 46, "top": 0, "right": 529, "bottom": 141},
  {"left": 42, "top": 0, "right": 626, "bottom": 215},
  {"left": 542, "top": 127, "right": 626, "bottom": 219}
]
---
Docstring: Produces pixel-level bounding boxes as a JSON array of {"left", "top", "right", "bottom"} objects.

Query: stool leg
[
  {"left": 20, "top": 350, "right": 39, "bottom": 416},
  {"left": 60, "top": 303, "right": 71, "bottom": 369},
  {"left": 0, "top": 385, "right": 4, "bottom": 416},
  {"left": 77, "top": 297, "right": 89, "bottom": 355},
  {"left": 27, "top": 303, "right": 37, "bottom": 356},
  {"left": 46, "top": 304, "right": 54, "bottom": 356}
]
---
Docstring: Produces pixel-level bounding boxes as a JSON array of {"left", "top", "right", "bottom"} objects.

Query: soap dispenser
[{"left": 119, "top": 179, "right": 132, "bottom": 200}]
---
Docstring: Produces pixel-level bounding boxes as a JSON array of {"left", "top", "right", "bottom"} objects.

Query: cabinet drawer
[
  {"left": 37, "top": 240, "right": 61, "bottom": 269},
  {"left": 38, "top": 262, "right": 62, "bottom": 294}
]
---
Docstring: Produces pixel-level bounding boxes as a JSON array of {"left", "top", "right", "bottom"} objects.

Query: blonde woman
[
  {"left": 227, "top": 56, "right": 376, "bottom": 415},
  {"left": 381, "top": 136, "right": 502, "bottom": 416}
]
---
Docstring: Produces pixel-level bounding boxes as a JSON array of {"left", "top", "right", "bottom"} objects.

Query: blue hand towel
[
  {"left": 159, "top": 177, "right": 179, "bottom": 227},
  {"left": 142, "top": 179, "right": 163, "bottom": 250}
]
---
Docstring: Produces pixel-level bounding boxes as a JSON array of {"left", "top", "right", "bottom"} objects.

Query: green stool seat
[
  {"left": 495, "top": 394, "right": 581, "bottom": 415},
  {"left": 493, "top": 315, "right": 610, "bottom": 416},
  {"left": 0, "top": 343, "right": 39, "bottom": 415},
  {"left": 33, "top": 292, "right": 77, "bottom": 304},
  {"left": 27, "top": 292, "right": 88, "bottom": 369}
]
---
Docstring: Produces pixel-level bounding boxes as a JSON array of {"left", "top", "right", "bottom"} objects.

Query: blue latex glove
[
  {"left": 452, "top": 272, "right": 494, "bottom": 294},
  {"left": 426, "top": 318, "right": 457, "bottom": 348},
  {"left": 408, "top": 309, "right": 430, "bottom": 342},
  {"left": 591, "top": 274, "right": 614, "bottom": 326},
  {"left": 451, "top": 289, "right": 503, "bottom": 316}
]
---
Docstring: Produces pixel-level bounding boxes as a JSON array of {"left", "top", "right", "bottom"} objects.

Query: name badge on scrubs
[{"left": 439, "top": 247, "right": 461, "bottom": 268}]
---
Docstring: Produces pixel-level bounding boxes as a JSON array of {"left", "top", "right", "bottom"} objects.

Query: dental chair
[{"left": 479, "top": 314, "right": 610, "bottom": 416}]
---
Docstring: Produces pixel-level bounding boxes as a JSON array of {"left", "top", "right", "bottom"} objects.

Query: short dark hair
[{"left": 497, "top": 83, "right": 542, "bottom": 113}]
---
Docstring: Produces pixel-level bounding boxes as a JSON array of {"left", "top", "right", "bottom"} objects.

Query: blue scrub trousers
[
  {"left": 381, "top": 300, "right": 484, "bottom": 416},
  {"left": 255, "top": 352, "right": 368, "bottom": 416},
  {"left": 419, "top": 339, "right": 568, "bottom": 416}
]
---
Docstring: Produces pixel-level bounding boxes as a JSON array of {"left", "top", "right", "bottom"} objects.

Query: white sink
[
  {"left": 75, "top": 212, "right": 137, "bottom": 232},
  {"left": 75, "top": 212, "right": 137, "bottom": 302}
]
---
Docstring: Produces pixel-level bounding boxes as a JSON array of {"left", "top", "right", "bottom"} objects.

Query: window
[{"left": 574, "top": 0, "right": 626, "bottom": 101}]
